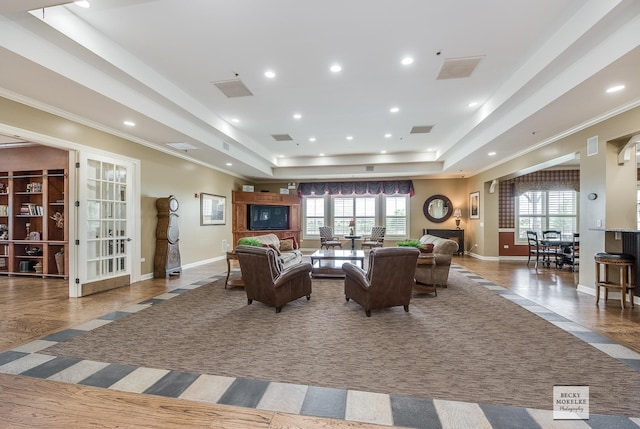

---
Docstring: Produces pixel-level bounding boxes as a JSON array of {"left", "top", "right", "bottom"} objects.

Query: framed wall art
[
  {"left": 201, "top": 193, "right": 226, "bottom": 225},
  {"left": 469, "top": 191, "right": 480, "bottom": 219}
]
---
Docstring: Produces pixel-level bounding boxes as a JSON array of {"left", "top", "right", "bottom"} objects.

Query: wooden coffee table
[{"left": 310, "top": 249, "right": 365, "bottom": 278}]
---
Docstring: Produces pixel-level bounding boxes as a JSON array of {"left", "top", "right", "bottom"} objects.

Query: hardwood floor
[{"left": 0, "top": 256, "right": 638, "bottom": 428}]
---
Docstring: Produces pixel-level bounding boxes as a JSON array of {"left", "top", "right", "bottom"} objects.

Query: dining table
[{"left": 540, "top": 238, "right": 576, "bottom": 268}]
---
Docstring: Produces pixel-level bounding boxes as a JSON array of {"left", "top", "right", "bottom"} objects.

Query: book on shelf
[
  {"left": 26, "top": 182, "right": 42, "bottom": 193},
  {"left": 0, "top": 205, "right": 8, "bottom": 216},
  {"left": 20, "top": 203, "right": 43, "bottom": 216}
]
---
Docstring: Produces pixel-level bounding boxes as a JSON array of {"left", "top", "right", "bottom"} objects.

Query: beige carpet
[{"left": 45, "top": 270, "right": 640, "bottom": 416}]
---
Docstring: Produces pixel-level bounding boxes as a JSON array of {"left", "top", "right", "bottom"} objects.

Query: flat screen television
[{"left": 247, "top": 204, "right": 290, "bottom": 231}]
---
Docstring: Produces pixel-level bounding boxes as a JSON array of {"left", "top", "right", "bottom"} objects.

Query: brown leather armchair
[
  {"left": 342, "top": 247, "right": 419, "bottom": 317},
  {"left": 235, "top": 245, "right": 312, "bottom": 313}
]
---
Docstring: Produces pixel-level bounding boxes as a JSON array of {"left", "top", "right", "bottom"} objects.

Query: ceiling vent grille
[
  {"left": 436, "top": 56, "right": 484, "bottom": 80},
  {"left": 365, "top": 165, "right": 374, "bottom": 172},
  {"left": 271, "top": 134, "right": 293, "bottom": 141},
  {"left": 212, "top": 79, "right": 253, "bottom": 98},
  {"left": 410, "top": 125, "right": 433, "bottom": 134},
  {"left": 222, "top": 141, "right": 230, "bottom": 151},
  {"left": 166, "top": 142, "right": 198, "bottom": 150}
]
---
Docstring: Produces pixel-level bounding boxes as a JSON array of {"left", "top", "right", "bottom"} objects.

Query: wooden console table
[{"left": 424, "top": 228, "right": 465, "bottom": 256}]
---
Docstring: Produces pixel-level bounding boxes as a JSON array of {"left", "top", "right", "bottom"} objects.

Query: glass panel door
[{"left": 78, "top": 152, "right": 133, "bottom": 292}]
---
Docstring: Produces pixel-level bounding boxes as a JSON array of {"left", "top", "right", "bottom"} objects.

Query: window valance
[
  {"left": 512, "top": 170, "right": 579, "bottom": 196},
  {"left": 297, "top": 180, "right": 414, "bottom": 197}
]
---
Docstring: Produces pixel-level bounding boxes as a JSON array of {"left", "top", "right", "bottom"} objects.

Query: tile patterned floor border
[{"left": 2, "top": 266, "right": 640, "bottom": 428}]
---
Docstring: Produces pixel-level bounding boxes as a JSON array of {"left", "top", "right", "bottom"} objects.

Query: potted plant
[
  {"left": 397, "top": 239, "right": 434, "bottom": 254},
  {"left": 237, "top": 237, "right": 264, "bottom": 247}
]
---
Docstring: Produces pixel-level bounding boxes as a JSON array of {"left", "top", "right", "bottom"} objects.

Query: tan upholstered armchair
[
  {"left": 319, "top": 226, "right": 342, "bottom": 250},
  {"left": 235, "top": 245, "right": 312, "bottom": 313},
  {"left": 342, "top": 247, "right": 419, "bottom": 317},
  {"left": 361, "top": 226, "right": 385, "bottom": 250}
]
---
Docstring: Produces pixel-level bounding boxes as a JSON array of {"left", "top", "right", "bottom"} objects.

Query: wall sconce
[
  {"left": 453, "top": 208, "right": 462, "bottom": 229},
  {"left": 349, "top": 219, "right": 355, "bottom": 235}
]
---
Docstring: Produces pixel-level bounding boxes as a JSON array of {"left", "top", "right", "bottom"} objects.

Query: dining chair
[
  {"left": 527, "top": 231, "right": 561, "bottom": 269},
  {"left": 561, "top": 233, "right": 579, "bottom": 271}
]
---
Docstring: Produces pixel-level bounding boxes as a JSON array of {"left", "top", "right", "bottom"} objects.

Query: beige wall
[
  {"left": 0, "top": 96, "right": 244, "bottom": 276},
  {"left": 3, "top": 93, "right": 640, "bottom": 286},
  {"left": 465, "top": 105, "right": 640, "bottom": 261}
]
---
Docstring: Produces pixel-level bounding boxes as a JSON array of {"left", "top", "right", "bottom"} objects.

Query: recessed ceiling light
[
  {"left": 390, "top": 107, "right": 399, "bottom": 113},
  {"left": 606, "top": 84, "right": 625, "bottom": 93},
  {"left": 264, "top": 70, "right": 276, "bottom": 78},
  {"left": 468, "top": 101, "right": 478, "bottom": 107},
  {"left": 123, "top": 120, "right": 135, "bottom": 127},
  {"left": 401, "top": 57, "right": 414, "bottom": 65},
  {"left": 330, "top": 64, "right": 342, "bottom": 73},
  {"left": 225, "top": 162, "right": 233, "bottom": 166},
  {"left": 319, "top": 153, "right": 325, "bottom": 156},
  {"left": 231, "top": 118, "right": 240, "bottom": 123},
  {"left": 346, "top": 136, "right": 353, "bottom": 140},
  {"left": 309, "top": 137, "right": 316, "bottom": 142},
  {"left": 488, "top": 151, "right": 496, "bottom": 156},
  {"left": 293, "top": 113, "right": 302, "bottom": 119},
  {"left": 380, "top": 150, "right": 387, "bottom": 154},
  {"left": 74, "top": 1, "right": 90, "bottom": 8},
  {"left": 384, "top": 133, "right": 392, "bottom": 138}
]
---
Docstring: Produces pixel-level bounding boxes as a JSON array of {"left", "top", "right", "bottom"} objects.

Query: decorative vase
[{"left": 55, "top": 250, "right": 64, "bottom": 275}]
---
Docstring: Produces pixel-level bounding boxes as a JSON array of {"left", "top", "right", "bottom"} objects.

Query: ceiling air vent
[
  {"left": 271, "top": 134, "right": 293, "bottom": 141},
  {"left": 436, "top": 56, "right": 484, "bottom": 80},
  {"left": 410, "top": 125, "right": 433, "bottom": 134},
  {"left": 212, "top": 79, "right": 253, "bottom": 98},
  {"left": 365, "top": 165, "right": 374, "bottom": 172},
  {"left": 223, "top": 141, "right": 230, "bottom": 151},
  {"left": 166, "top": 142, "right": 198, "bottom": 150}
]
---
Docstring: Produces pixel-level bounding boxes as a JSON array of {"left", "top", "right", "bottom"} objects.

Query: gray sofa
[
  {"left": 415, "top": 234, "right": 459, "bottom": 287},
  {"left": 239, "top": 233, "right": 303, "bottom": 268}
]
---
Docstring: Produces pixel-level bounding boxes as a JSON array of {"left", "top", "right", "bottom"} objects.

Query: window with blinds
[
  {"left": 304, "top": 197, "right": 325, "bottom": 235},
  {"left": 385, "top": 196, "right": 407, "bottom": 236},
  {"left": 301, "top": 194, "right": 410, "bottom": 239},
  {"left": 516, "top": 190, "right": 577, "bottom": 242}
]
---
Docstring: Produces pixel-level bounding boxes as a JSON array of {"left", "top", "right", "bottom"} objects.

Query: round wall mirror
[{"left": 423, "top": 194, "right": 453, "bottom": 223}]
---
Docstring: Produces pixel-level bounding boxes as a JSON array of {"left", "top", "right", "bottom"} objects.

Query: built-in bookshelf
[{"left": 0, "top": 146, "right": 69, "bottom": 278}]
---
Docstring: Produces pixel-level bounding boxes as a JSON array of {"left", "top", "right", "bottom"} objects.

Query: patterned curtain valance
[
  {"left": 297, "top": 180, "right": 415, "bottom": 197},
  {"left": 512, "top": 170, "right": 579, "bottom": 195}
]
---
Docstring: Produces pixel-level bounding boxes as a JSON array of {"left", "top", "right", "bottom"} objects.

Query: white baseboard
[
  {"left": 140, "top": 255, "right": 227, "bottom": 280},
  {"left": 464, "top": 252, "right": 500, "bottom": 261}
]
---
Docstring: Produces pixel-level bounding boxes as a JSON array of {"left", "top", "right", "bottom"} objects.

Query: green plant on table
[
  {"left": 396, "top": 239, "right": 426, "bottom": 249},
  {"left": 237, "top": 237, "right": 264, "bottom": 247}
]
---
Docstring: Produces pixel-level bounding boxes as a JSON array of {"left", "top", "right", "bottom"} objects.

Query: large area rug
[{"left": 45, "top": 269, "right": 640, "bottom": 416}]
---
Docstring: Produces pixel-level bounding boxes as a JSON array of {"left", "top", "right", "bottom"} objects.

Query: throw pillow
[
  {"left": 282, "top": 235, "right": 299, "bottom": 249},
  {"left": 280, "top": 238, "right": 294, "bottom": 251},
  {"left": 422, "top": 243, "right": 435, "bottom": 253}
]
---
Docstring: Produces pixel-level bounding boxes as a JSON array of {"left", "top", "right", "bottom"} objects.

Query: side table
[
  {"left": 414, "top": 253, "right": 436, "bottom": 296},
  {"left": 344, "top": 235, "right": 362, "bottom": 250},
  {"left": 225, "top": 251, "right": 244, "bottom": 289}
]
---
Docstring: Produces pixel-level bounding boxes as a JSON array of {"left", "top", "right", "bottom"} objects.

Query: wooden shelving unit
[
  {"left": 232, "top": 191, "right": 301, "bottom": 247},
  {"left": 0, "top": 147, "right": 68, "bottom": 278}
]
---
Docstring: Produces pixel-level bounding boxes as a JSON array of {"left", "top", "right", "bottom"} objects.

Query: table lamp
[
  {"left": 453, "top": 208, "right": 462, "bottom": 229},
  {"left": 349, "top": 219, "right": 355, "bottom": 235}
]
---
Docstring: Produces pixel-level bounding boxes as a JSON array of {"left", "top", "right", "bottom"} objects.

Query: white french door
[{"left": 75, "top": 151, "right": 136, "bottom": 296}]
